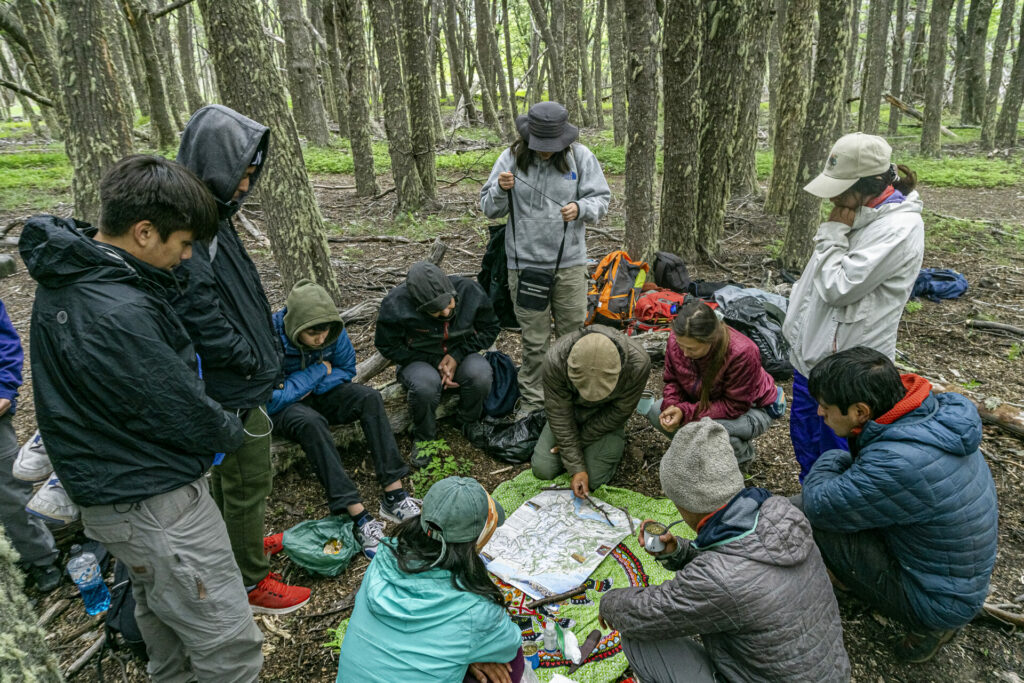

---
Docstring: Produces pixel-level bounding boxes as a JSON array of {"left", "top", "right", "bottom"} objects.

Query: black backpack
[
  {"left": 652, "top": 251, "right": 691, "bottom": 294},
  {"left": 104, "top": 560, "right": 148, "bottom": 662},
  {"left": 477, "top": 224, "right": 518, "bottom": 328},
  {"left": 720, "top": 296, "right": 794, "bottom": 380}
]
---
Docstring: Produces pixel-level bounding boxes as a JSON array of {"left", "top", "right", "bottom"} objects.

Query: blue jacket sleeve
[
  {"left": 0, "top": 300, "right": 24, "bottom": 413},
  {"left": 315, "top": 330, "right": 357, "bottom": 394},
  {"left": 267, "top": 363, "right": 329, "bottom": 415}
]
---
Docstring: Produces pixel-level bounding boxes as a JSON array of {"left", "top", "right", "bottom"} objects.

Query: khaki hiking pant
[{"left": 508, "top": 265, "right": 589, "bottom": 411}]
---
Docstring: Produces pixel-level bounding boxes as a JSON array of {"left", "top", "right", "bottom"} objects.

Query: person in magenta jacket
[{"left": 643, "top": 301, "right": 786, "bottom": 465}]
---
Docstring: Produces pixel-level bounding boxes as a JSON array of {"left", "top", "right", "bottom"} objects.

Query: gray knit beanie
[{"left": 660, "top": 418, "right": 744, "bottom": 514}]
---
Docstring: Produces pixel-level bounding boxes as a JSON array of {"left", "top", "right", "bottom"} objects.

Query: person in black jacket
[
  {"left": 375, "top": 262, "right": 500, "bottom": 466},
  {"left": 20, "top": 155, "right": 263, "bottom": 680},
  {"left": 174, "top": 105, "right": 310, "bottom": 615}
]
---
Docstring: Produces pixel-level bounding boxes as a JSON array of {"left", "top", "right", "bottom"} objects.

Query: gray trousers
[
  {"left": 621, "top": 634, "right": 718, "bottom": 683},
  {"left": 644, "top": 399, "right": 772, "bottom": 464},
  {"left": 0, "top": 414, "right": 57, "bottom": 567},
  {"left": 81, "top": 478, "right": 263, "bottom": 683},
  {"left": 398, "top": 353, "right": 492, "bottom": 441}
]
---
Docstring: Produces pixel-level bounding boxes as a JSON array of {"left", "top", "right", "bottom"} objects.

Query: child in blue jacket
[{"left": 266, "top": 280, "right": 420, "bottom": 558}]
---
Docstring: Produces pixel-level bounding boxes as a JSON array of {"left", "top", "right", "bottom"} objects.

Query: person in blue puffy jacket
[
  {"left": 266, "top": 280, "right": 420, "bottom": 560},
  {"left": 800, "top": 347, "right": 998, "bottom": 663}
]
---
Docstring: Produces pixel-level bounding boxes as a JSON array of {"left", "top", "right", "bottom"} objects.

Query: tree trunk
[
  {"left": 905, "top": 0, "right": 929, "bottom": 101},
  {"left": 467, "top": 0, "right": 500, "bottom": 133},
  {"left": 501, "top": 0, "right": 519, "bottom": 119},
  {"left": 152, "top": 6, "right": 189, "bottom": 128},
  {"left": 368, "top": 0, "right": 426, "bottom": 209},
  {"left": 177, "top": 3, "right": 205, "bottom": 115},
  {"left": 961, "top": 0, "right": 995, "bottom": 124},
  {"left": 339, "top": 0, "right": 379, "bottom": 196},
  {"left": 322, "top": 0, "right": 350, "bottom": 138},
  {"left": 731, "top": 0, "right": 773, "bottom": 197},
  {"left": 198, "top": 0, "right": 344, "bottom": 303},
  {"left": 55, "top": 0, "right": 134, "bottom": 223},
  {"left": 950, "top": 0, "right": 968, "bottom": 115},
  {"left": 592, "top": 0, "right": 605, "bottom": 128},
  {"left": 994, "top": 2, "right": 1024, "bottom": 147},
  {"left": 858, "top": 0, "right": 893, "bottom": 134},
  {"left": 562, "top": 0, "right": 585, "bottom": 123},
  {"left": 402, "top": 0, "right": 438, "bottom": 199},
  {"left": 980, "top": 0, "right": 1017, "bottom": 147},
  {"left": 278, "top": 0, "right": 332, "bottom": 147},
  {"left": 842, "top": 0, "right": 861, "bottom": 127},
  {"left": 308, "top": 0, "right": 338, "bottom": 126},
  {"left": 921, "top": 0, "right": 955, "bottom": 155},
  {"left": 122, "top": 0, "right": 178, "bottom": 149},
  {"left": 120, "top": 0, "right": 150, "bottom": 117},
  {"left": 0, "top": 50, "right": 43, "bottom": 137},
  {"left": 659, "top": 0, "right": 702, "bottom": 258},
  {"left": 444, "top": 0, "right": 479, "bottom": 125},
  {"left": 768, "top": 0, "right": 787, "bottom": 146},
  {"left": 765, "top": 0, "right": 816, "bottom": 216},
  {"left": 579, "top": 1, "right": 595, "bottom": 126},
  {"left": 526, "top": 0, "right": 564, "bottom": 102},
  {"left": 475, "top": 0, "right": 514, "bottom": 138},
  {"left": 623, "top": 0, "right": 659, "bottom": 260},
  {"left": 0, "top": 528, "right": 62, "bottom": 682},
  {"left": 606, "top": 0, "right": 628, "bottom": 144},
  {"left": 887, "top": 0, "right": 910, "bottom": 134},
  {"left": 101, "top": 0, "right": 136, "bottom": 121},
  {"left": 783, "top": 0, "right": 854, "bottom": 270}
]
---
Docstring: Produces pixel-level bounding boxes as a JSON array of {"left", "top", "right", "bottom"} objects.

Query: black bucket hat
[{"left": 515, "top": 101, "right": 579, "bottom": 153}]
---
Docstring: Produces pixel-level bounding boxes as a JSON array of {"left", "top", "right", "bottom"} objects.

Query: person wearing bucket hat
[
  {"left": 532, "top": 327, "right": 650, "bottom": 498},
  {"left": 480, "top": 102, "right": 611, "bottom": 418},
  {"left": 783, "top": 132, "right": 924, "bottom": 481},
  {"left": 598, "top": 420, "right": 850, "bottom": 683},
  {"left": 337, "top": 477, "right": 524, "bottom": 683}
]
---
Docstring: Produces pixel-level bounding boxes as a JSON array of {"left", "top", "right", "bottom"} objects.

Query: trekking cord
[
  {"left": 511, "top": 173, "right": 568, "bottom": 209},
  {"left": 239, "top": 405, "right": 274, "bottom": 438}
]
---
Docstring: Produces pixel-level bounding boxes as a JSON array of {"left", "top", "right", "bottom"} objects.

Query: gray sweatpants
[
  {"left": 0, "top": 414, "right": 57, "bottom": 567},
  {"left": 621, "top": 634, "right": 718, "bottom": 683},
  {"left": 81, "top": 477, "right": 263, "bottom": 683},
  {"left": 644, "top": 399, "right": 773, "bottom": 464}
]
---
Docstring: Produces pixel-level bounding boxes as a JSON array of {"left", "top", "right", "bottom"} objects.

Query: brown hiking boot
[{"left": 894, "top": 628, "right": 959, "bottom": 663}]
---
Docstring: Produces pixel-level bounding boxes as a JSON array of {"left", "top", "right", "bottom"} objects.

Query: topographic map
[{"left": 481, "top": 490, "right": 637, "bottom": 599}]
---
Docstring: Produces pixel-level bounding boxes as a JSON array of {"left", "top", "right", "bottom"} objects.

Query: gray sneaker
[
  {"left": 379, "top": 496, "right": 422, "bottom": 524},
  {"left": 353, "top": 517, "right": 387, "bottom": 559}
]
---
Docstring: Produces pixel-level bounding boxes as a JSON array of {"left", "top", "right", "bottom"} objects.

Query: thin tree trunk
[
  {"left": 622, "top": 0, "right": 659, "bottom": 261},
  {"left": 591, "top": 0, "right": 605, "bottom": 128},
  {"left": 994, "top": 2, "right": 1024, "bottom": 147},
  {"left": 731, "top": 0, "right": 773, "bottom": 197},
  {"left": 526, "top": 14, "right": 541, "bottom": 106},
  {"left": 526, "top": 0, "right": 564, "bottom": 102},
  {"left": 177, "top": 3, "right": 205, "bottom": 115},
  {"left": 606, "top": 0, "right": 628, "bottom": 144},
  {"left": 961, "top": 0, "right": 995, "bottom": 124},
  {"left": 402, "top": 0, "right": 437, "bottom": 199},
  {"left": 122, "top": 0, "right": 178, "bottom": 149},
  {"left": 152, "top": 5, "right": 188, "bottom": 128},
  {"left": 502, "top": 0, "right": 518, "bottom": 119},
  {"left": 980, "top": 0, "right": 1017, "bottom": 147},
  {"left": 0, "top": 50, "right": 43, "bottom": 137},
  {"left": 766, "top": 0, "right": 816, "bottom": 215},
  {"left": 858, "top": 0, "right": 893, "bottom": 134},
  {"left": 659, "top": 0, "right": 702, "bottom": 258},
  {"left": 921, "top": 0, "right": 956, "bottom": 155},
  {"left": 475, "top": 0, "right": 514, "bottom": 137},
  {"left": 577, "top": 0, "right": 595, "bottom": 126},
  {"left": 339, "top": 0, "right": 378, "bottom": 196},
  {"left": 426, "top": 0, "right": 444, "bottom": 141},
  {"left": 842, "top": 0, "right": 861, "bottom": 128},
  {"left": 12, "top": 0, "right": 66, "bottom": 134},
  {"left": 783, "top": 0, "right": 854, "bottom": 270},
  {"left": 950, "top": 0, "right": 968, "bottom": 115},
  {"left": 444, "top": 0, "right": 479, "bottom": 125},
  {"left": 887, "top": 0, "right": 910, "bottom": 134},
  {"left": 101, "top": 0, "right": 136, "bottom": 121},
  {"left": 466, "top": 0, "right": 500, "bottom": 133},
  {"left": 905, "top": 0, "right": 929, "bottom": 101},
  {"left": 55, "top": 0, "right": 134, "bottom": 223},
  {"left": 278, "top": 0, "right": 332, "bottom": 146},
  {"left": 768, "top": 0, "right": 787, "bottom": 146},
  {"left": 121, "top": 1, "right": 150, "bottom": 117},
  {"left": 323, "top": 0, "right": 350, "bottom": 137}
]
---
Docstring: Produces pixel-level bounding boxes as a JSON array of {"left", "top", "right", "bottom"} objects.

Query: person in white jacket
[{"left": 783, "top": 133, "right": 924, "bottom": 481}]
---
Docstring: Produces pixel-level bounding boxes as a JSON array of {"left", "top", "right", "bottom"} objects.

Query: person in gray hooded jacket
[
  {"left": 480, "top": 101, "right": 610, "bottom": 415},
  {"left": 599, "top": 419, "right": 849, "bottom": 683}
]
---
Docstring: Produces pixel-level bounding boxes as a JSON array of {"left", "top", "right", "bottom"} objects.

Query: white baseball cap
[{"left": 804, "top": 132, "right": 893, "bottom": 198}]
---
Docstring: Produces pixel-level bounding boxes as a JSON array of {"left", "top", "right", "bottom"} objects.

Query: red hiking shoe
[
  {"left": 248, "top": 573, "right": 311, "bottom": 615},
  {"left": 264, "top": 532, "right": 284, "bottom": 556}
]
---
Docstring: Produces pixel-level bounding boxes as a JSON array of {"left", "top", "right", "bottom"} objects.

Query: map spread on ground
[{"left": 481, "top": 490, "right": 638, "bottom": 600}]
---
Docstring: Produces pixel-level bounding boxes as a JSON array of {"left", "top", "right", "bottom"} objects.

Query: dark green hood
[
  {"left": 407, "top": 261, "right": 456, "bottom": 314},
  {"left": 283, "top": 279, "right": 343, "bottom": 349},
  {"left": 176, "top": 104, "right": 269, "bottom": 219}
]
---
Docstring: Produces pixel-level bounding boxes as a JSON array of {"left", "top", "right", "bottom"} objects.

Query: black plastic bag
[{"left": 472, "top": 410, "right": 546, "bottom": 464}]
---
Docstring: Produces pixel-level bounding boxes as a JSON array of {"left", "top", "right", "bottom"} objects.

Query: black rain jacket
[{"left": 19, "top": 216, "right": 243, "bottom": 506}]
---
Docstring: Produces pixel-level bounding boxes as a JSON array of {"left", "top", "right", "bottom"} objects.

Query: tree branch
[
  {"left": 0, "top": 6, "right": 32, "bottom": 57},
  {"left": 149, "top": 0, "right": 197, "bottom": 20},
  {"left": 0, "top": 78, "right": 53, "bottom": 107}
]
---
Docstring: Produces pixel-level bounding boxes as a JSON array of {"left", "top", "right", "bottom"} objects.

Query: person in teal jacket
[{"left": 337, "top": 477, "right": 523, "bottom": 683}]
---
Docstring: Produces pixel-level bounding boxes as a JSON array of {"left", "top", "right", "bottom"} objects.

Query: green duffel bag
[{"left": 282, "top": 516, "right": 359, "bottom": 577}]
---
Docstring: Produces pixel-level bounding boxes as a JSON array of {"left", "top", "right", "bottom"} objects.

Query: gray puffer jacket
[{"left": 600, "top": 493, "right": 850, "bottom": 682}]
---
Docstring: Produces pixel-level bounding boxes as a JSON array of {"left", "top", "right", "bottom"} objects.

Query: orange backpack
[{"left": 586, "top": 250, "right": 650, "bottom": 327}]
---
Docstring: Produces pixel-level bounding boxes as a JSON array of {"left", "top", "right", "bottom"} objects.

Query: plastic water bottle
[{"left": 66, "top": 544, "right": 110, "bottom": 615}]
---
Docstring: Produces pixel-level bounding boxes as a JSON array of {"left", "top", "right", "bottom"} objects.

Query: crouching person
[
  {"left": 599, "top": 420, "right": 849, "bottom": 683},
  {"left": 337, "top": 477, "right": 523, "bottom": 683},
  {"left": 19, "top": 155, "right": 263, "bottom": 681},
  {"left": 801, "top": 347, "right": 998, "bottom": 663},
  {"left": 532, "top": 327, "right": 650, "bottom": 498}
]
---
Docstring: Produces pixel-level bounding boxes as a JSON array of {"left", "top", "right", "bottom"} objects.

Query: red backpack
[{"left": 629, "top": 290, "right": 717, "bottom": 334}]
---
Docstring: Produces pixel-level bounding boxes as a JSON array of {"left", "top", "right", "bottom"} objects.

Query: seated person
[
  {"left": 644, "top": 300, "right": 785, "bottom": 465},
  {"left": 266, "top": 280, "right": 421, "bottom": 559},
  {"left": 801, "top": 347, "right": 998, "bottom": 663},
  {"left": 337, "top": 476, "right": 523, "bottom": 683},
  {"left": 375, "top": 262, "right": 500, "bottom": 466},
  {"left": 600, "top": 420, "right": 850, "bottom": 683},
  {"left": 532, "top": 327, "right": 650, "bottom": 498}
]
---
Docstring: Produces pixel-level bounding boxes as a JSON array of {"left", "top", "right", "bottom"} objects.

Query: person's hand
[
  {"left": 498, "top": 172, "right": 515, "bottom": 191},
  {"left": 321, "top": 360, "right": 332, "bottom": 374},
  {"left": 571, "top": 471, "right": 590, "bottom": 499},
  {"left": 438, "top": 354, "right": 459, "bottom": 388},
  {"left": 560, "top": 202, "right": 579, "bottom": 222},
  {"left": 637, "top": 518, "right": 679, "bottom": 557},
  {"left": 0, "top": 398, "right": 10, "bottom": 416},
  {"left": 659, "top": 405, "right": 683, "bottom": 432},
  {"left": 467, "top": 661, "right": 513, "bottom": 683},
  {"left": 827, "top": 204, "right": 857, "bottom": 227}
]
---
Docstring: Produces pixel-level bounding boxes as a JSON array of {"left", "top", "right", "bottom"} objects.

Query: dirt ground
[{"left": 1, "top": 170, "right": 1023, "bottom": 682}]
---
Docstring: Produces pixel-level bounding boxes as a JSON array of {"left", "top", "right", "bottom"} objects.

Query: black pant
[
  {"left": 273, "top": 383, "right": 408, "bottom": 514},
  {"left": 397, "top": 353, "right": 492, "bottom": 441}
]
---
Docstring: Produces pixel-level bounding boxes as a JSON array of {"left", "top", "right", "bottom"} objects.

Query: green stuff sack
[{"left": 282, "top": 516, "right": 359, "bottom": 577}]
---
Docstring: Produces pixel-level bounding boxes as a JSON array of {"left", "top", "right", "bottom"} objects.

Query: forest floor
[{"left": 1, "top": 123, "right": 1023, "bottom": 682}]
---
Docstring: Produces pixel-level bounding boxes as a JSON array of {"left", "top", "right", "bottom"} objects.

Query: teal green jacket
[{"left": 337, "top": 539, "right": 521, "bottom": 682}]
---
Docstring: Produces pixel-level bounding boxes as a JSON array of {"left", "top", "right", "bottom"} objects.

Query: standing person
[
  {"left": 643, "top": 301, "right": 785, "bottom": 465},
  {"left": 265, "top": 279, "right": 421, "bottom": 560},
  {"left": 532, "top": 327, "right": 650, "bottom": 497},
  {"left": 480, "top": 101, "right": 611, "bottom": 416},
  {"left": 20, "top": 155, "right": 263, "bottom": 681},
  {"left": 784, "top": 133, "right": 924, "bottom": 480},
  {"left": 375, "top": 262, "right": 500, "bottom": 466},
  {"left": 175, "top": 104, "right": 309, "bottom": 614},
  {"left": 0, "top": 298, "right": 60, "bottom": 592}
]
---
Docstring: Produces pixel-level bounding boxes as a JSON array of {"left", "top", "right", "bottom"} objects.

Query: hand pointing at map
[{"left": 571, "top": 471, "right": 590, "bottom": 498}]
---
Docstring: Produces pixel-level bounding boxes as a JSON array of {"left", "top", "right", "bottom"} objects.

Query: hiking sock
[
  {"left": 383, "top": 489, "right": 409, "bottom": 507},
  {"left": 351, "top": 509, "right": 370, "bottom": 527}
]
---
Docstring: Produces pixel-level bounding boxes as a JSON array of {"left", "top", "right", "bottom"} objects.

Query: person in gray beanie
[{"left": 599, "top": 419, "right": 850, "bottom": 683}]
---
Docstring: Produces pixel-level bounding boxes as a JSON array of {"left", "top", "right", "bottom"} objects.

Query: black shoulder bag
[{"left": 509, "top": 187, "right": 569, "bottom": 312}]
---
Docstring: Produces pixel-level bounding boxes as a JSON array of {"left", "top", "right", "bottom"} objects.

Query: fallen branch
[
  {"left": 884, "top": 93, "right": 957, "bottom": 138},
  {"left": 236, "top": 211, "right": 269, "bottom": 247},
  {"left": 37, "top": 598, "right": 70, "bottom": 627},
  {"left": 966, "top": 319, "right": 1024, "bottom": 337},
  {"left": 297, "top": 595, "right": 356, "bottom": 619},
  {"left": 327, "top": 235, "right": 431, "bottom": 245},
  {"left": 64, "top": 632, "right": 105, "bottom": 678},
  {"left": 929, "top": 379, "right": 1024, "bottom": 439},
  {"left": 313, "top": 184, "right": 356, "bottom": 190},
  {"left": 979, "top": 602, "right": 1024, "bottom": 627},
  {"left": 525, "top": 583, "right": 590, "bottom": 610},
  {"left": 0, "top": 216, "right": 24, "bottom": 238},
  {"left": 587, "top": 226, "right": 623, "bottom": 242}
]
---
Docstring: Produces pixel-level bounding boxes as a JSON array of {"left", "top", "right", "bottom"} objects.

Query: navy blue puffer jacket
[{"left": 804, "top": 391, "right": 998, "bottom": 630}]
